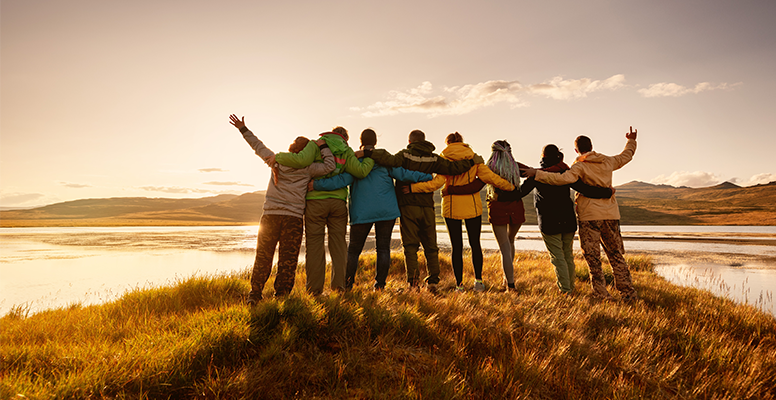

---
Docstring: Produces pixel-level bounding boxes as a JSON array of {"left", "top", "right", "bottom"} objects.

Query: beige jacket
[{"left": 535, "top": 139, "right": 636, "bottom": 221}]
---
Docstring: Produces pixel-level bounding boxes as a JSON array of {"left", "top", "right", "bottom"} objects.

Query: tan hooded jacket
[{"left": 534, "top": 139, "right": 636, "bottom": 221}]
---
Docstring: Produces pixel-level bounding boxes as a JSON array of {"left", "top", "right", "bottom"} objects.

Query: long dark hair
[{"left": 540, "top": 144, "right": 564, "bottom": 168}]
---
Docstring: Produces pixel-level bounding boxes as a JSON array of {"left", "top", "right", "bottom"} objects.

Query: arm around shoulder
[
  {"left": 369, "top": 149, "right": 403, "bottom": 168},
  {"left": 389, "top": 166, "right": 433, "bottom": 183},
  {"left": 276, "top": 141, "right": 319, "bottom": 168},
  {"left": 308, "top": 146, "right": 336, "bottom": 178},
  {"left": 571, "top": 179, "right": 613, "bottom": 199},
  {"left": 343, "top": 149, "right": 375, "bottom": 179},
  {"left": 314, "top": 171, "right": 354, "bottom": 191},
  {"left": 410, "top": 174, "right": 446, "bottom": 193},
  {"left": 476, "top": 164, "right": 515, "bottom": 191}
]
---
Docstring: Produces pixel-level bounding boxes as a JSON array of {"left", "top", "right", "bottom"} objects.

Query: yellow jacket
[
  {"left": 411, "top": 142, "right": 515, "bottom": 220},
  {"left": 535, "top": 139, "right": 636, "bottom": 221}
]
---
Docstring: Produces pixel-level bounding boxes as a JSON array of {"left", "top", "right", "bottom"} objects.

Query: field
[{"left": 2, "top": 251, "right": 774, "bottom": 399}]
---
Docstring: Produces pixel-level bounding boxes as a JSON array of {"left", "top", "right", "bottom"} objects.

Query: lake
[{"left": 1, "top": 225, "right": 774, "bottom": 317}]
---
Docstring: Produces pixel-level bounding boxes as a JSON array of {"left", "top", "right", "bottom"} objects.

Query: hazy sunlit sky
[{"left": 2, "top": 0, "right": 775, "bottom": 208}]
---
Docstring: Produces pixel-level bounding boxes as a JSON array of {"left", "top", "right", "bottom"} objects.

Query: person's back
[
  {"left": 228, "top": 114, "right": 335, "bottom": 304},
  {"left": 534, "top": 133, "right": 636, "bottom": 221},
  {"left": 369, "top": 130, "right": 476, "bottom": 208},
  {"left": 526, "top": 127, "right": 639, "bottom": 301}
]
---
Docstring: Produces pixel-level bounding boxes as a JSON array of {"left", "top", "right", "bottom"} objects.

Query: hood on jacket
[
  {"left": 406, "top": 140, "right": 436, "bottom": 156},
  {"left": 575, "top": 151, "right": 607, "bottom": 164},
  {"left": 440, "top": 142, "right": 475, "bottom": 161},
  {"left": 319, "top": 132, "right": 350, "bottom": 155}
]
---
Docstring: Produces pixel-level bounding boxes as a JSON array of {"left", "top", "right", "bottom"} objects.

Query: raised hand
[
  {"left": 626, "top": 126, "right": 637, "bottom": 140},
  {"left": 229, "top": 114, "right": 246, "bottom": 130}
]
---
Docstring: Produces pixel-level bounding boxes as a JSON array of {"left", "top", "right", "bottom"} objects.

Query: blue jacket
[{"left": 314, "top": 163, "right": 432, "bottom": 225}]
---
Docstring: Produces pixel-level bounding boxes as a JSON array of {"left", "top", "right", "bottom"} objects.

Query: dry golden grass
[{"left": 2, "top": 251, "right": 774, "bottom": 399}]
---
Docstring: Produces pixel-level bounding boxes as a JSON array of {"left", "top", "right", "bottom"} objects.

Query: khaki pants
[
  {"left": 304, "top": 198, "right": 348, "bottom": 295},
  {"left": 578, "top": 219, "right": 636, "bottom": 298}
]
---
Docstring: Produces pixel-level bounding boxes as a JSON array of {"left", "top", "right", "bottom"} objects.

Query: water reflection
[
  {"left": 1, "top": 226, "right": 775, "bottom": 316},
  {"left": 654, "top": 263, "right": 776, "bottom": 316}
]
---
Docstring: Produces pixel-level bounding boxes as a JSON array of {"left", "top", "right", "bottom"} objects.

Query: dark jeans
[
  {"left": 345, "top": 219, "right": 397, "bottom": 289},
  {"left": 445, "top": 215, "right": 483, "bottom": 286}
]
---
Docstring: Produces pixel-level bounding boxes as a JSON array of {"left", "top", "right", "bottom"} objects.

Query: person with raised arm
[
  {"left": 523, "top": 127, "right": 638, "bottom": 301},
  {"left": 271, "top": 126, "right": 375, "bottom": 295},
  {"left": 445, "top": 141, "right": 614, "bottom": 294},
  {"left": 228, "top": 114, "right": 336, "bottom": 305}
]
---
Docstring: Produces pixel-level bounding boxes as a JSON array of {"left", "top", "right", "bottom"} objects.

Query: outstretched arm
[
  {"left": 613, "top": 126, "right": 638, "bottom": 170},
  {"left": 229, "top": 114, "right": 274, "bottom": 164}
]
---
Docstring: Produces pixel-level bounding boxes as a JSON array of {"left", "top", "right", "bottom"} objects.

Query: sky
[{"left": 2, "top": 0, "right": 776, "bottom": 208}]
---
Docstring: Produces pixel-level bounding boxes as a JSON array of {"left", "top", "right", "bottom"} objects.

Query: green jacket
[
  {"left": 275, "top": 132, "right": 374, "bottom": 201},
  {"left": 370, "top": 140, "right": 476, "bottom": 208}
]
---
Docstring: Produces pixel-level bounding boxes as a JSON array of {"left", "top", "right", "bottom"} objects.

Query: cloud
[
  {"left": 353, "top": 74, "right": 626, "bottom": 117},
  {"left": 199, "top": 168, "right": 227, "bottom": 173},
  {"left": 731, "top": 173, "right": 776, "bottom": 187},
  {"left": 60, "top": 182, "right": 92, "bottom": 189},
  {"left": 203, "top": 181, "right": 254, "bottom": 187},
  {"left": 650, "top": 171, "right": 723, "bottom": 188},
  {"left": 638, "top": 81, "right": 738, "bottom": 98},
  {"left": 0, "top": 192, "right": 46, "bottom": 207}
]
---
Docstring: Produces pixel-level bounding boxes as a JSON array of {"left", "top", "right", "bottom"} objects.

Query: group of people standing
[{"left": 229, "top": 114, "right": 639, "bottom": 304}]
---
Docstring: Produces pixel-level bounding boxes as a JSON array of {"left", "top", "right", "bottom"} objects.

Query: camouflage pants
[
  {"left": 251, "top": 214, "right": 304, "bottom": 298},
  {"left": 578, "top": 219, "right": 636, "bottom": 298}
]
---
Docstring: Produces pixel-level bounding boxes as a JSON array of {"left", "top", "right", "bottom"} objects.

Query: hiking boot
[{"left": 473, "top": 280, "right": 485, "bottom": 292}]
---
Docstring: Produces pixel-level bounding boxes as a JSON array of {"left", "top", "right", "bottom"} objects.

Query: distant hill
[
  {"left": 2, "top": 181, "right": 775, "bottom": 227},
  {"left": 614, "top": 180, "right": 776, "bottom": 225},
  {"left": 0, "top": 193, "right": 263, "bottom": 227}
]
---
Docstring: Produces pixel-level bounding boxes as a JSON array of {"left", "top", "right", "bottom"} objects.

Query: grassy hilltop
[
  {"left": 2, "top": 251, "right": 775, "bottom": 399},
  {"left": 2, "top": 181, "right": 775, "bottom": 227}
]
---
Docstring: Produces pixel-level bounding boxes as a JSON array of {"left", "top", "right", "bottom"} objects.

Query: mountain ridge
[{"left": 1, "top": 181, "right": 775, "bottom": 227}]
